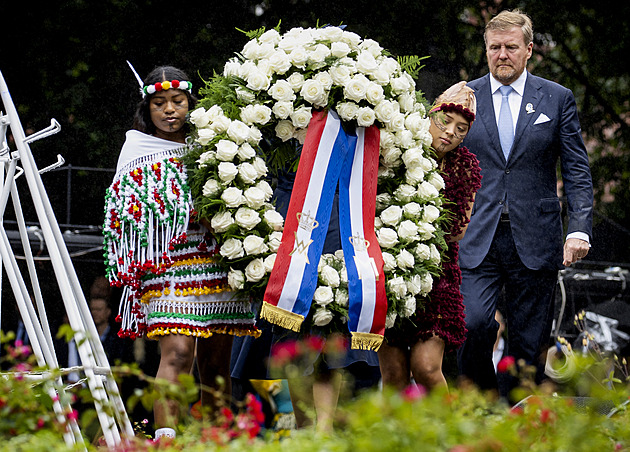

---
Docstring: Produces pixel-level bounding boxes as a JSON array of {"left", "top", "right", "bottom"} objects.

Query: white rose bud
[
  {"left": 227, "top": 120, "right": 252, "bottom": 145},
  {"left": 396, "top": 249, "right": 415, "bottom": 269},
  {"left": 189, "top": 107, "right": 210, "bottom": 128},
  {"left": 336, "top": 102, "right": 360, "bottom": 122},
  {"left": 196, "top": 128, "right": 216, "bottom": 146},
  {"left": 429, "top": 244, "right": 441, "bottom": 264},
  {"left": 237, "top": 142, "right": 257, "bottom": 161},
  {"left": 245, "top": 258, "right": 266, "bottom": 282},
  {"left": 387, "top": 276, "right": 408, "bottom": 299},
  {"left": 275, "top": 120, "right": 295, "bottom": 142},
  {"left": 394, "top": 184, "right": 417, "bottom": 203},
  {"left": 290, "top": 106, "right": 312, "bottom": 129},
  {"left": 197, "top": 150, "right": 216, "bottom": 168},
  {"left": 335, "top": 288, "right": 349, "bottom": 307},
  {"left": 264, "top": 253, "right": 277, "bottom": 273},
  {"left": 403, "top": 296, "right": 417, "bottom": 317},
  {"left": 356, "top": 106, "right": 376, "bottom": 127},
  {"left": 272, "top": 101, "right": 294, "bottom": 120},
  {"left": 330, "top": 41, "right": 351, "bottom": 58},
  {"left": 421, "top": 272, "right": 433, "bottom": 295},
  {"left": 403, "top": 202, "right": 422, "bottom": 218},
  {"left": 286, "top": 72, "right": 305, "bottom": 91},
  {"left": 428, "top": 172, "right": 445, "bottom": 191},
  {"left": 405, "top": 166, "right": 425, "bottom": 185},
  {"left": 237, "top": 162, "right": 259, "bottom": 184},
  {"left": 385, "top": 312, "right": 398, "bottom": 329},
  {"left": 414, "top": 243, "right": 431, "bottom": 261},
  {"left": 417, "top": 181, "right": 440, "bottom": 201},
  {"left": 422, "top": 204, "right": 441, "bottom": 223},
  {"left": 406, "top": 274, "right": 423, "bottom": 296},
  {"left": 381, "top": 251, "right": 396, "bottom": 272},
  {"left": 268, "top": 231, "right": 283, "bottom": 252},
  {"left": 398, "top": 220, "right": 420, "bottom": 242}
]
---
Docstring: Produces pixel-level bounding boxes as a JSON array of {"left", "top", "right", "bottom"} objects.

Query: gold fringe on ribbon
[
  {"left": 260, "top": 301, "right": 304, "bottom": 332},
  {"left": 351, "top": 331, "right": 384, "bottom": 351}
]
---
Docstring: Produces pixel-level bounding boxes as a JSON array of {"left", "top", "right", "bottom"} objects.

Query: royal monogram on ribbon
[{"left": 261, "top": 109, "right": 387, "bottom": 351}]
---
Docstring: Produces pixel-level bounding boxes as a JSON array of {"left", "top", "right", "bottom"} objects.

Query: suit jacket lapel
[
  {"left": 474, "top": 75, "right": 503, "bottom": 161},
  {"left": 510, "top": 74, "right": 544, "bottom": 163}
]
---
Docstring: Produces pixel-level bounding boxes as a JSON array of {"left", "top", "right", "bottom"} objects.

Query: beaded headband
[
  {"left": 429, "top": 81, "right": 477, "bottom": 124},
  {"left": 126, "top": 60, "right": 192, "bottom": 98}
]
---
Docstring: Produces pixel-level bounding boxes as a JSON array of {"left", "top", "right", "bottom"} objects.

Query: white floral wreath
[{"left": 185, "top": 25, "right": 447, "bottom": 331}]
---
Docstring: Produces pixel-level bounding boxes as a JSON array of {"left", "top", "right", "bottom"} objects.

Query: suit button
[{"left": 505, "top": 169, "right": 510, "bottom": 174}]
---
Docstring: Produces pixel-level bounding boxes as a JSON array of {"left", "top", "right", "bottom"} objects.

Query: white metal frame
[{"left": 0, "top": 70, "right": 134, "bottom": 448}]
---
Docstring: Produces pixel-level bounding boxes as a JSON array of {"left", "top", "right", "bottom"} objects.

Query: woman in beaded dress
[
  {"left": 103, "top": 66, "right": 259, "bottom": 439},
  {"left": 378, "top": 82, "right": 482, "bottom": 392}
]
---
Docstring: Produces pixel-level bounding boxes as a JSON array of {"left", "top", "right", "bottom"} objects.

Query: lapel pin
[{"left": 526, "top": 103, "right": 535, "bottom": 114}]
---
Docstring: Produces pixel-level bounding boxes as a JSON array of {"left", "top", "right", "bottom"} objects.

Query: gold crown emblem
[
  {"left": 296, "top": 211, "right": 319, "bottom": 232},
  {"left": 349, "top": 234, "right": 370, "bottom": 253}
]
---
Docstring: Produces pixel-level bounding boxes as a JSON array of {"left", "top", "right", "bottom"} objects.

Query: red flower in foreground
[
  {"left": 496, "top": 355, "right": 516, "bottom": 373},
  {"left": 402, "top": 383, "right": 427, "bottom": 402}
]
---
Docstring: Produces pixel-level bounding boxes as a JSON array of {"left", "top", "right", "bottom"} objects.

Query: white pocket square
[{"left": 534, "top": 113, "right": 551, "bottom": 125}]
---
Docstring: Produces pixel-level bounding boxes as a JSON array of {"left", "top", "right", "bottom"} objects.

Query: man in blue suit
[{"left": 457, "top": 9, "right": 593, "bottom": 396}]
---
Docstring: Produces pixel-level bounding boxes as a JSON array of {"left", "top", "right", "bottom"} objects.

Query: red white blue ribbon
[{"left": 261, "top": 109, "right": 387, "bottom": 350}]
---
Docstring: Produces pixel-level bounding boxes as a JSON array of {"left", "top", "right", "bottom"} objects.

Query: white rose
[
  {"left": 227, "top": 120, "right": 252, "bottom": 144},
  {"left": 268, "top": 231, "right": 283, "bottom": 252},
  {"left": 314, "top": 286, "right": 334, "bottom": 306},
  {"left": 379, "top": 130, "right": 396, "bottom": 149},
  {"left": 246, "top": 69, "right": 271, "bottom": 91},
  {"left": 313, "top": 308, "right": 333, "bottom": 326},
  {"left": 335, "top": 288, "right": 349, "bottom": 307},
  {"left": 394, "top": 184, "right": 417, "bottom": 203},
  {"left": 243, "top": 104, "right": 272, "bottom": 125},
  {"left": 220, "top": 238, "right": 244, "bottom": 260},
  {"left": 286, "top": 72, "right": 305, "bottom": 91},
  {"left": 402, "top": 147, "right": 424, "bottom": 168},
  {"left": 238, "top": 162, "right": 259, "bottom": 184},
  {"left": 235, "top": 87, "right": 256, "bottom": 104},
  {"left": 251, "top": 157, "right": 268, "bottom": 179},
  {"left": 289, "top": 46, "right": 309, "bottom": 68},
  {"left": 227, "top": 269, "right": 245, "bottom": 290},
  {"left": 388, "top": 276, "right": 408, "bottom": 299},
  {"left": 248, "top": 125, "right": 263, "bottom": 145},
  {"left": 378, "top": 165, "right": 395, "bottom": 179},
  {"left": 336, "top": 102, "right": 360, "bottom": 122},
  {"left": 390, "top": 75, "right": 411, "bottom": 95},
  {"left": 403, "top": 202, "right": 422, "bottom": 218},
  {"left": 406, "top": 274, "right": 423, "bottom": 296},
  {"left": 234, "top": 207, "right": 262, "bottom": 230},
  {"left": 320, "top": 25, "right": 343, "bottom": 42},
  {"left": 417, "top": 181, "right": 440, "bottom": 201},
  {"left": 381, "top": 251, "right": 396, "bottom": 272},
  {"left": 366, "top": 82, "right": 385, "bottom": 105},
  {"left": 268, "top": 80, "right": 296, "bottom": 102},
  {"left": 313, "top": 71, "right": 334, "bottom": 90},
  {"left": 356, "top": 107, "right": 376, "bottom": 127},
  {"left": 341, "top": 30, "right": 362, "bottom": 48},
  {"left": 398, "top": 93, "right": 416, "bottom": 113},
  {"left": 308, "top": 43, "right": 330, "bottom": 66},
  {"left": 421, "top": 272, "right": 433, "bottom": 295},
  {"left": 263, "top": 209, "right": 284, "bottom": 231},
  {"left": 329, "top": 64, "right": 353, "bottom": 86},
  {"left": 343, "top": 74, "right": 369, "bottom": 102},
  {"left": 264, "top": 253, "right": 277, "bottom": 273},
  {"left": 215, "top": 139, "right": 239, "bottom": 161},
  {"left": 290, "top": 106, "right": 312, "bottom": 129},
  {"left": 202, "top": 179, "right": 220, "bottom": 198},
  {"left": 259, "top": 28, "right": 281, "bottom": 45},
  {"left": 396, "top": 249, "right": 415, "bottom": 269},
  {"left": 197, "top": 150, "right": 216, "bottom": 167},
  {"left": 217, "top": 162, "right": 239, "bottom": 183},
  {"left": 428, "top": 172, "right": 446, "bottom": 191},
  {"left": 256, "top": 180, "right": 273, "bottom": 200},
  {"left": 385, "top": 312, "right": 397, "bottom": 329},
  {"left": 272, "top": 101, "right": 294, "bottom": 120},
  {"left": 275, "top": 120, "right": 295, "bottom": 142},
  {"left": 375, "top": 193, "right": 393, "bottom": 210},
  {"left": 243, "top": 186, "right": 266, "bottom": 209},
  {"left": 237, "top": 143, "right": 257, "bottom": 161},
  {"left": 294, "top": 127, "right": 308, "bottom": 144},
  {"left": 396, "top": 130, "right": 415, "bottom": 149},
  {"left": 223, "top": 59, "right": 241, "bottom": 78},
  {"left": 377, "top": 227, "right": 399, "bottom": 248},
  {"left": 356, "top": 51, "right": 378, "bottom": 75},
  {"left": 268, "top": 50, "right": 292, "bottom": 74},
  {"left": 380, "top": 205, "right": 403, "bottom": 226},
  {"left": 374, "top": 100, "right": 399, "bottom": 124},
  {"left": 243, "top": 235, "right": 268, "bottom": 256},
  {"left": 221, "top": 186, "right": 243, "bottom": 208},
  {"left": 196, "top": 128, "right": 216, "bottom": 146},
  {"left": 405, "top": 166, "right": 425, "bottom": 185},
  {"left": 419, "top": 156, "right": 436, "bottom": 172},
  {"left": 330, "top": 41, "right": 351, "bottom": 58},
  {"left": 398, "top": 220, "right": 420, "bottom": 242},
  {"left": 414, "top": 243, "right": 431, "bottom": 261},
  {"left": 403, "top": 296, "right": 417, "bottom": 317},
  {"left": 245, "top": 258, "right": 266, "bottom": 282},
  {"left": 190, "top": 107, "right": 210, "bottom": 128},
  {"left": 211, "top": 211, "right": 234, "bottom": 233},
  {"left": 429, "top": 244, "right": 441, "bottom": 264},
  {"left": 210, "top": 114, "right": 232, "bottom": 134},
  {"left": 374, "top": 217, "right": 383, "bottom": 229},
  {"left": 422, "top": 205, "right": 441, "bottom": 223},
  {"left": 320, "top": 265, "right": 340, "bottom": 288},
  {"left": 388, "top": 112, "right": 406, "bottom": 132},
  {"left": 381, "top": 146, "right": 402, "bottom": 167}
]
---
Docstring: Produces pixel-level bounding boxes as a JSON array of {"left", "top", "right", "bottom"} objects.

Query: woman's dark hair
[{"left": 132, "top": 65, "right": 198, "bottom": 135}]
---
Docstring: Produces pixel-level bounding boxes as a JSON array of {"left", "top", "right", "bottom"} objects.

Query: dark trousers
[{"left": 458, "top": 221, "right": 557, "bottom": 396}]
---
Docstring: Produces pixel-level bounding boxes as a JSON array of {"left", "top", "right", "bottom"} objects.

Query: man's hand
[{"left": 563, "top": 238, "right": 590, "bottom": 266}]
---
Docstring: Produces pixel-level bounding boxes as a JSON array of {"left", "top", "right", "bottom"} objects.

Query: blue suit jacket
[{"left": 459, "top": 72, "right": 593, "bottom": 271}]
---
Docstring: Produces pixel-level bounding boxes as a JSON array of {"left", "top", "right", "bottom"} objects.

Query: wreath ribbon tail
[
  {"left": 351, "top": 331, "right": 384, "bottom": 351},
  {"left": 339, "top": 124, "right": 388, "bottom": 349},
  {"left": 260, "top": 301, "right": 304, "bottom": 332}
]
